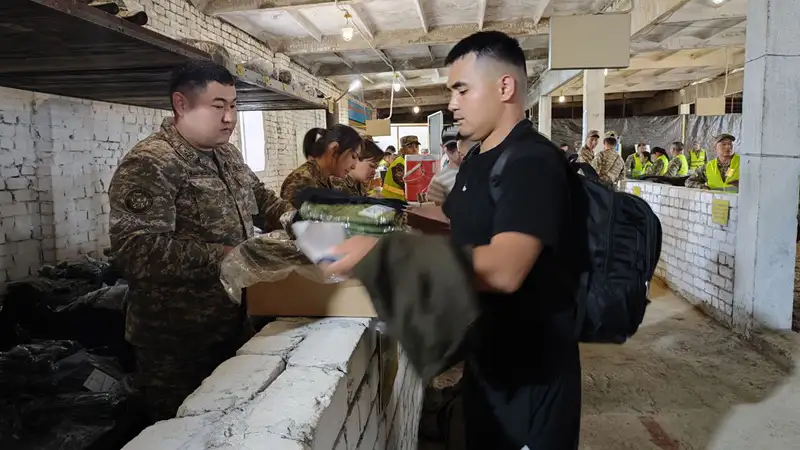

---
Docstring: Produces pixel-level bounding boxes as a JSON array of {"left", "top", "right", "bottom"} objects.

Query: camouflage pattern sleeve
[
  {"left": 109, "top": 145, "right": 225, "bottom": 282},
  {"left": 624, "top": 154, "right": 635, "bottom": 176},
  {"left": 247, "top": 169, "right": 295, "bottom": 232},
  {"left": 684, "top": 164, "right": 708, "bottom": 189},
  {"left": 391, "top": 164, "right": 405, "bottom": 191},
  {"left": 665, "top": 157, "right": 680, "bottom": 177},
  {"left": 280, "top": 168, "right": 319, "bottom": 206},
  {"left": 645, "top": 158, "right": 665, "bottom": 176}
]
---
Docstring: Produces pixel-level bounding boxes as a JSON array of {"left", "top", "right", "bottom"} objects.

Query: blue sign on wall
[{"left": 348, "top": 99, "right": 372, "bottom": 125}]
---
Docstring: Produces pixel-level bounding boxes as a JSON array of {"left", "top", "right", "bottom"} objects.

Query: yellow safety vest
[
  {"left": 706, "top": 154, "right": 740, "bottom": 191},
  {"left": 674, "top": 154, "right": 689, "bottom": 176},
  {"left": 655, "top": 155, "right": 669, "bottom": 176},
  {"left": 382, "top": 155, "right": 405, "bottom": 200},
  {"left": 688, "top": 150, "right": 706, "bottom": 171},
  {"left": 643, "top": 161, "right": 653, "bottom": 174},
  {"left": 632, "top": 154, "right": 646, "bottom": 177}
]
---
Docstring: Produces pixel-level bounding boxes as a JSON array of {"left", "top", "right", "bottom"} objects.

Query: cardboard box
[{"left": 244, "top": 272, "right": 377, "bottom": 317}]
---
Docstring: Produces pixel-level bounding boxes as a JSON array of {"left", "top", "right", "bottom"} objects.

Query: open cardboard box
[{"left": 244, "top": 271, "right": 377, "bottom": 317}]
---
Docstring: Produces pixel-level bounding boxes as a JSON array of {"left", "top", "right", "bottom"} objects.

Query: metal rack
[{"left": 0, "top": 0, "right": 325, "bottom": 111}]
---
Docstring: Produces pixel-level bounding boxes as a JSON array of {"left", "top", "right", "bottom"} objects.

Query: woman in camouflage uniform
[
  {"left": 333, "top": 139, "right": 384, "bottom": 197},
  {"left": 280, "top": 125, "right": 362, "bottom": 206}
]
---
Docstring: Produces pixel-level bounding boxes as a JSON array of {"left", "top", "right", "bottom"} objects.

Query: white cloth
[{"left": 426, "top": 163, "right": 459, "bottom": 205}]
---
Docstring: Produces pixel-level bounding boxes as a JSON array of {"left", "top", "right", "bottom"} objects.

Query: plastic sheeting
[{"left": 550, "top": 114, "right": 743, "bottom": 158}]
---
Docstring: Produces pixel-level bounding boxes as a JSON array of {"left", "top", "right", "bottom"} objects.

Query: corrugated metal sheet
[{"left": 0, "top": 0, "right": 325, "bottom": 111}]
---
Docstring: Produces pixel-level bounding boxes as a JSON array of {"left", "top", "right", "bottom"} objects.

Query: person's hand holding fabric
[{"left": 322, "top": 235, "right": 379, "bottom": 277}]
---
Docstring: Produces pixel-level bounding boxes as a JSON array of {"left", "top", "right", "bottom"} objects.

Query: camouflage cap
[
  {"left": 401, "top": 135, "right": 420, "bottom": 147},
  {"left": 587, "top": 129, "right": 600, "bottom": 138},
  {"left": 604, "top": 131, "right": 618, "bottom": 139},
  {"left": 714, "top": 133, "right": 736, "bottom": 144}
]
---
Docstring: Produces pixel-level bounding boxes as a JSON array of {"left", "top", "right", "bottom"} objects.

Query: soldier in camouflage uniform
[
  {"left": 576, "top": 129, "right": 600, "bottom": 164},
  {"left": 685, "top": 134, "right": 739, "bottom": 191},
  {"left": 590, "top": 136, "right": 625, "bottom": 187},
  {"left": 332, "top": 139, "right": 384, "bottom": 197},
  {"left": 280, "top": 125, "right": 363, "bottom": 206},
  {"left": 108, "top": 60, "right": 295, "bottom": 423}
]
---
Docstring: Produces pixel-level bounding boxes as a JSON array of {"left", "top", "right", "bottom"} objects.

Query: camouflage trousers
[{"left": 133, "top": 335, "right": 249, "bottom": 423}]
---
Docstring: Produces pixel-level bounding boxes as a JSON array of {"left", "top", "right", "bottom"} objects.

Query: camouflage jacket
[
  {"left": 331, "top": 175, "right": 369, "bottom": 197},
  {"left": 645, "top": 157, "right": 667, "bottom": 176},
  {"left": 591, "top": 149, "right": 625, "bottom": 187},
  {"left": 280, "top": 160, "right": 336, "bottom": 206},
  {"left": 685, "top": 158, "right": 735, "bottom": 190},
  {"left": 577, "top": 146, "right": 595, "bottom": 164},
  {"left": 108, "top": 117, "right": 294, "bottom": 348}
]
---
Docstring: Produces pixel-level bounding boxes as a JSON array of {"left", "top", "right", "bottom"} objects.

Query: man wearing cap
[
  {"left": 646, "top": 147, "right": 670, "bottom": 176},
  {"left": 382, "top": 135, "right": 420, "bottom": 200},
  {"left": 685, "top": 134, "right": 739, "bottom": 191},
  {"left": 426, "top": 128, "right": 466, "bottom": 205},
  {"left": 577, "top": 130, "right": 600, "bottom": 164}
]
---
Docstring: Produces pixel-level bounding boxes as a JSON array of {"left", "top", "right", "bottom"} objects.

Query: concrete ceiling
[{"left": 199, "top": 0, "right": 748, "bottom": 114}]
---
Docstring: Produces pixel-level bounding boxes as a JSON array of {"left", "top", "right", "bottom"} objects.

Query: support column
[
  {"left": 733, "top": 0, "right": 800, "bottom": 331},
  {"left": 581, "top": 69, "right": 604, "bottom": 142},
  {"left": 537, "top": 95, "right": 552, "bottom": 138}
]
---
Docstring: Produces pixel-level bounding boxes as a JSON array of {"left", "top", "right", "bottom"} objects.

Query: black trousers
[{"left": 461, "top": 360, "right": 582, "bottom": 450}]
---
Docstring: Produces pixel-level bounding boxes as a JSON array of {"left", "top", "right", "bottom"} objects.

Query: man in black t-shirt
[{"left": 322, "top": 31, "right": 581, "bottom": 449}]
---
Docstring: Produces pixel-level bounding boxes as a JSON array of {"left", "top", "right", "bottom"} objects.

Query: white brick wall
[
  {"left": 624, "top": 182, "right": 738, "bottom": 325},
  {"left": 123, "top": 318, "right": 424, "bottom": 450},
  {"left": 0, "top": 0, "right": 360, "bottom": 298}
]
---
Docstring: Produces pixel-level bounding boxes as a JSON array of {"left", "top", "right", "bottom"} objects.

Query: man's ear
[
  {"left": 498, "top": 74, "right": 516, "bottom": 102},
  {"left": 172, "top": 92, "right": 189, "bottom": 115}
]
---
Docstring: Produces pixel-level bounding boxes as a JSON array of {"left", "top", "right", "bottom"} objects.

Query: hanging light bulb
[
  {"left": 558, "top": 95, "right": 566, "bottom": 103},
  {"left": 604, "top": 68, "right": 608, "bottom": 76},
  {"left": 342, "top": 12, "right": 354, "bottom": 41},
  {"left": 393, "top": 82, "right": 401, "bottom": 92},
  {"left": 413, "top": 106, "right": 420, "bottom": 114},
  {"left": 348, "top": 79, "right": 361, "bottom": 92}
]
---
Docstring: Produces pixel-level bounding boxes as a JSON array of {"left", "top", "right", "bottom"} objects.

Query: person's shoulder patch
[{"left": 124, "top": 188, "right": 155, "bottom": 214}]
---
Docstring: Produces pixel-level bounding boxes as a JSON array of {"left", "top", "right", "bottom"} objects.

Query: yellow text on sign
[
  {"left": 711, "top": 199, "right": 729, "bottom": 226},
  {"left": 632, "top": 186, "right": 641, "bottom": 197}
]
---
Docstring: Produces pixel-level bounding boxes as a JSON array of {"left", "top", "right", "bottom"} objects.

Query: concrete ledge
[{"left": 123, "top": 318, "right": 424, "bottom": 450}]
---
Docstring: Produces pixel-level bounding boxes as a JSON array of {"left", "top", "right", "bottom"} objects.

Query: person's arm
[
  {"left": 391, "top": 162, "right": 405, "bottom": 191},
  {"left": 249, "top": 169, "right": 295, "bottom": 232},
  {"left": 426, "top": 173, "right": 446, "bottom": 205},
  {"left": 474, "top": 149, "right": 567, "bottom": 293},
  {"left": 666, "top": 158, "right": 679, "bottom": 177},
  {"left": 109, "top": 146, "right": 227, "bottom": 282},
  {"left": 624, "top": 154, "right": 634, "bottom": 176},
  {"left": 685, "top": 165, "right": 708, "bottom": 189}
]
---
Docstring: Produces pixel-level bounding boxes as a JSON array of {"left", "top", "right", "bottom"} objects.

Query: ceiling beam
[
  {"left": 206, "top": 0, "right": 356, "bottom": 14},
  {"left": 280, "top": 18, "right": 547, "bottom": 54},
  {"left": 412, "top": 0, "right": 429, "bottom": 33},
  {"left": 372, "top": 94, "right": 450, "bottom": 108},
  {"left": 632, "top": 70, "right": 744, "bottom": 115},
  {"left": 286, "top": 10, "right": 322, "bottom": 42},
  {"left": 365, "top": 85, "right": 448, "bottom": 100},
  {"left": 347, "top": 3, "right": 374, "bottom": 40},
  {"left": 477, "top": 0, "right": 487, "bottom": 30},
  {"left": 316, "top": 49, "right": 548, "bottom": 76},
  {"left": 532, "top": 0, "right": 555, "bottom": 26}
]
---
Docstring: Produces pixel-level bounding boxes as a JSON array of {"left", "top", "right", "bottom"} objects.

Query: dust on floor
[{"left": 420, "top": 280, "right": 793, "bottom": 450}]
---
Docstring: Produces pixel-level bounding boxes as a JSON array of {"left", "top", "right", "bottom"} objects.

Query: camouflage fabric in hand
[
  {"left": 299, "top": 202, "right": 399, "bottom": 226},
  {"left": 220, "top": 235, "right": 324, "bottom": 304}
]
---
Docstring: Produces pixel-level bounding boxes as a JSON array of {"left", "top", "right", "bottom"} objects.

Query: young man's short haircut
[
  {"left": 444, "top": 31, "right": 527, "bottom": 80},
  {"left": 604, "top": 137, "right": 617, "bottom": 147},
  {"left": 169, "top": 60, "right": 236, "bottom": 112},
  {"left": 671, "top": 141, "right": 684, "bottom": 151}
]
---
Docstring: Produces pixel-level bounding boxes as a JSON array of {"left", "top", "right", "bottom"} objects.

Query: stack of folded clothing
[{"left": 299, "top": 202, "right": 406, "bottom": 237}]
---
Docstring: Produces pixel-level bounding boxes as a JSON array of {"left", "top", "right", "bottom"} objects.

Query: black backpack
[{"left": 483, "top": 131, "right": 662, "bottom": 344}]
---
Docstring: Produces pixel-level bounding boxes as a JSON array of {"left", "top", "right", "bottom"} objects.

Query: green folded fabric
[{"left": 300, "top": 202, "right": 399, "bottom": 226}]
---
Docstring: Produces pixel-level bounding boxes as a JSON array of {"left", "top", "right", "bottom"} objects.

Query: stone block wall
[
  {"left": 0, "top": 0, "right": 359, "bottom": 298},
  {"left": 123, "top": 318, "right": 424, "bottom": 450},
  {"left": 625, "top": 182, "right": 739, "bottom": 327}
]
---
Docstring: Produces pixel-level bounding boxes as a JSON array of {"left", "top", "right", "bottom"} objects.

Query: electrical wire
[{"left": 334, "top": 0, "right": 416, "bottom": 119}]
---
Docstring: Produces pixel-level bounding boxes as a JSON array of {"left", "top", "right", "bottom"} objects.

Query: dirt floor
[{"left": 420, "top": 281, "right": 796, "bottom": 450}]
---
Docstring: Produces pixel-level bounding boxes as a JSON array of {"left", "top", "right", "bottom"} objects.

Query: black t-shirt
[{"left": 443, "top": 119, "right": 580, "bottom": 382}]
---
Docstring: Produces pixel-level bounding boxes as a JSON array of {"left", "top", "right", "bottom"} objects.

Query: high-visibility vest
[
  {"left": 706, "top": 154, "right": 740, "bottom": 191},
  {"left": 632, "top": 154, "right": 646, "bottom": 177},
  {"left": 689, "top": 150, "right": 706, "bottom": 171},
  {"left": 382, "top": 155, "right": 406, "bottom": 200},
  {"left": 674, "top": 154, "right": 689, "bottom": 176},
  {"left": 655, "top": 155, "right": 669, "bottom": 176},
  {"left": 643, "top": 161, "right": 653, "bottom": 174}
]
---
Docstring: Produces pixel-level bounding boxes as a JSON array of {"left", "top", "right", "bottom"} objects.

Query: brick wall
[
  {"left": 624, "top": 182, "right": 739, "bottom": 327},
  {"left": 122, "top": 318, "right": 424, "bottom": 450},
  {"left": 0, "top": 0, "right": 356, "bottom": 298}
]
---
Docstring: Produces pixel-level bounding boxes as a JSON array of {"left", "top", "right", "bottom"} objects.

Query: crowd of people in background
[{"left": 559, "top": 131, "right": 739, "bottom": 192}]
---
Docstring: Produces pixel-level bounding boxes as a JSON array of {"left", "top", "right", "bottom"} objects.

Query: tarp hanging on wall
[{"left": 549, "top": 114, "right": 742, "bottom": 155}]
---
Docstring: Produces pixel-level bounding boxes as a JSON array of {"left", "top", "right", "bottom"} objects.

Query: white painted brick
[
  {"left": 237, "top": 318, "right": 316, "bottom": 357},
  {"left": 177, "top": 354, "right": 285, "bottom": 418},
  {"left": 122, "top": 412, "right": 223, "bottom": 450},
  {"left": 244, "top": 366, "right": 348, "bottom": 450}
]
